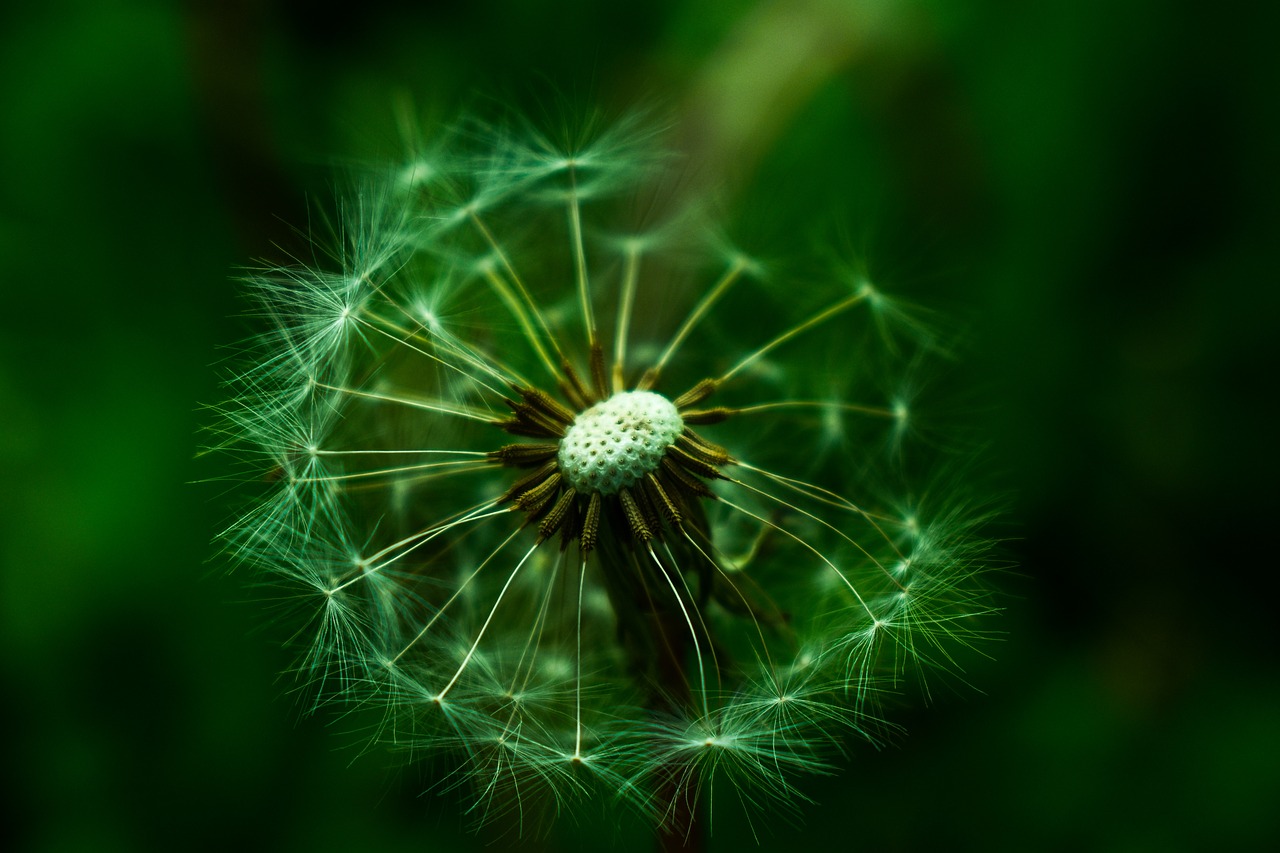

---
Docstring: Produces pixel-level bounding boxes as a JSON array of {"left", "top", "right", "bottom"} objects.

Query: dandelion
[{"left": 209, "top": 108, "right": 999, "bottom": 841}]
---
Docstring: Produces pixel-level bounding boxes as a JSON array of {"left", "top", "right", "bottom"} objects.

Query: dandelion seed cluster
[
  {"left": 212, "top": 110, "right": 997, "bottom": 833},
  {"left": 558, "top": 391, "right": 683, "bottom": 495}
]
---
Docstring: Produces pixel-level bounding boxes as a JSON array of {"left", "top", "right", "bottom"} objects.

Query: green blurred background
[{"left": 3, "top": 0, "right": 1276, "bottom": 850}]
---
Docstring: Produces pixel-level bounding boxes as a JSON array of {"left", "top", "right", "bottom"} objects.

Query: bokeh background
[{"left": 3, "top": 0, "right": 1276, "bottom": 850}]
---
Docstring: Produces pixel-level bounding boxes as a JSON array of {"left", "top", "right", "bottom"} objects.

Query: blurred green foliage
[{"left": 2, "top": 0, "right": 1276, "bottom": 850}]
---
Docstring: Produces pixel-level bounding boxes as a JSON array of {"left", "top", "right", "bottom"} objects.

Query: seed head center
[{"left": 558, "top": 391, "right": 683, "bottom": 495}]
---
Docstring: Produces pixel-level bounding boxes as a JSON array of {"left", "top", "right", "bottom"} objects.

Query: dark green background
[{"left": 3, "top": 1, "right": 1276, "bottom": 850}]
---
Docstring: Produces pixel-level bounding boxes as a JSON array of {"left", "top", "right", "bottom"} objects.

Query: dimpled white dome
[{"left": 558, "top": 391, "right": 683, "bottom": 495}]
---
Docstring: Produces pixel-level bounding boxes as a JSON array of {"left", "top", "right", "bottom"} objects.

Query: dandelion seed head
[
  {"left": 558, "top": 391, "right": 682, "bottom": 495},
  {"left": 208, "top": 105, "right": 1001, "bottom": 836}
]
